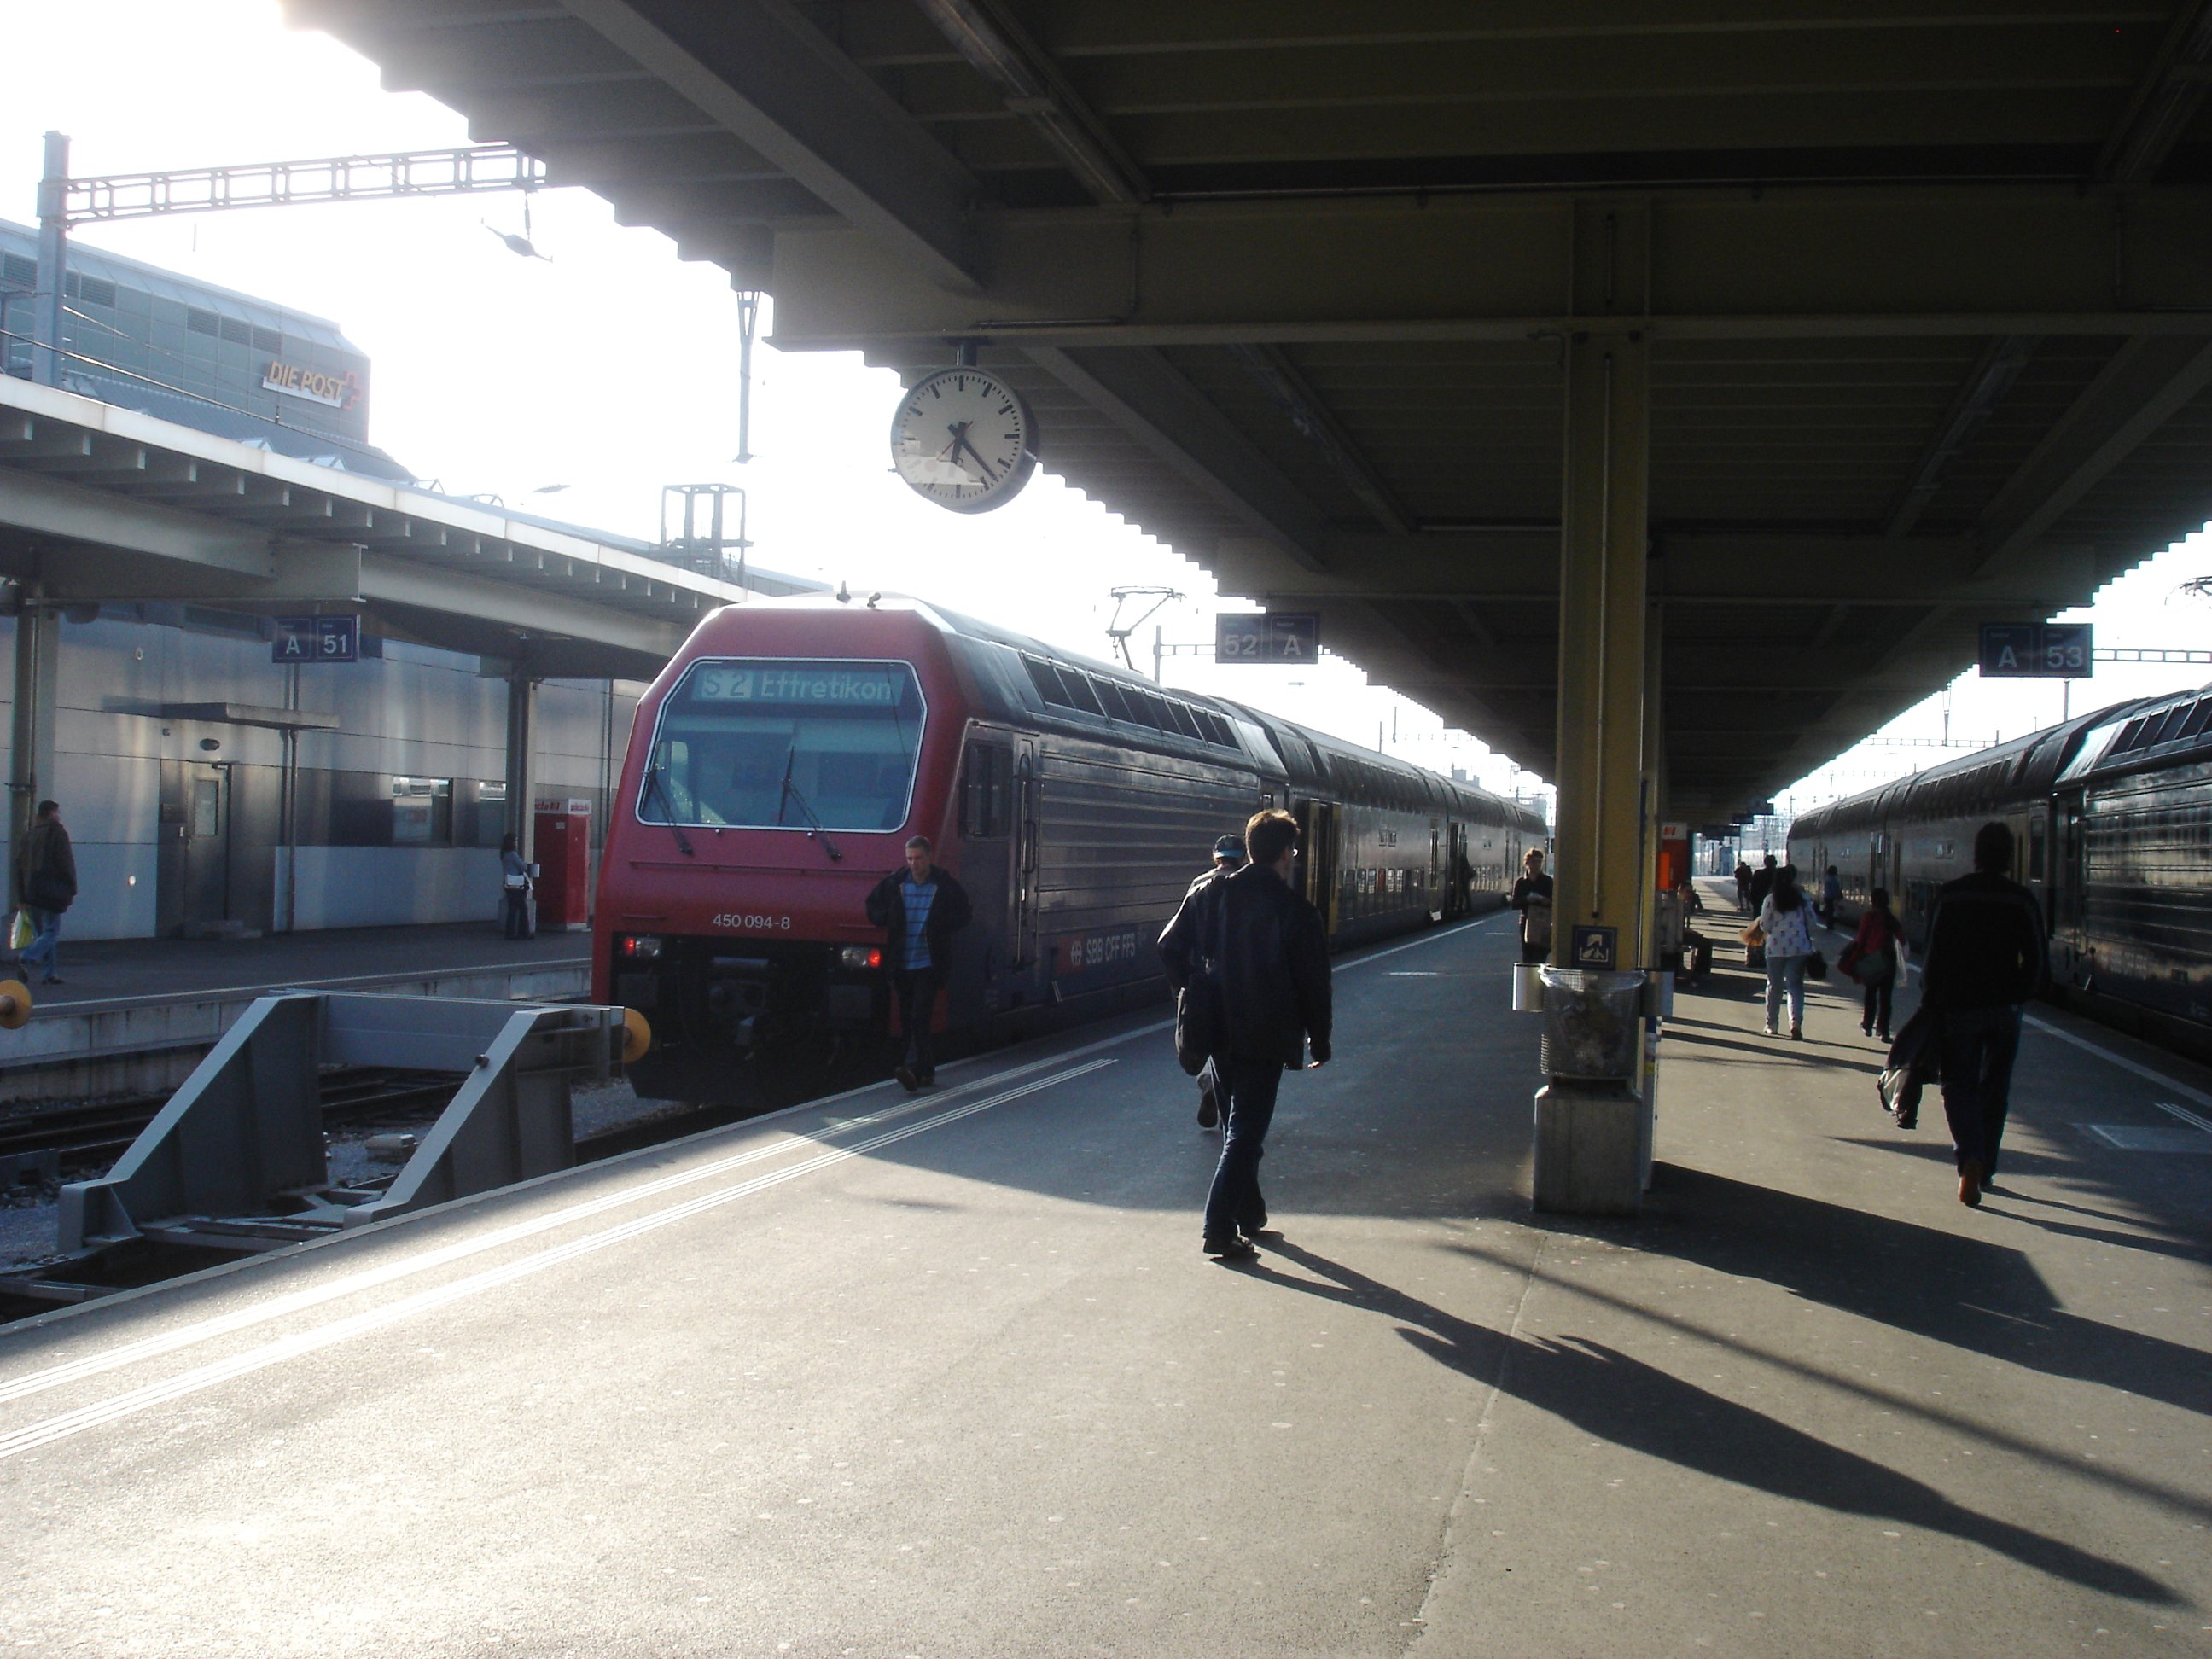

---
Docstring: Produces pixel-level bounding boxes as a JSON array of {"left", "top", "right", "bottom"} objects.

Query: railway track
[{"left": 0, "top": 1068, "right": 465, "bottom": 1170}]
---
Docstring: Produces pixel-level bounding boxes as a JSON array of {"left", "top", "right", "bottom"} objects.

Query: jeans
[
  {"left": 18, "top": 907, "right": 60, "bottom": 979},
  {"left": 1202, "top": 1055, "right": 1283, "bottom": 1243},
  {"left": 1860, "top": 973, "right": 1894, "bottom": 1036},
  {"left": 1764, "top": 952, "right": 1806, "bottom": 1030},
  {"left": 1938, "top": 1004, "right": 2023, "bottom": 1176},
  {"left": 894, "top": 966, "right": 941, "bottom": 1074},
  {"left": 501, "top": 889, "right": 531, "bottom": 940}
]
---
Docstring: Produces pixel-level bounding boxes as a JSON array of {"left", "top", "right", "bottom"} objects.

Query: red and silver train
[{"left": 593, "top": 596, "right": 1544, "bottom": 1101}]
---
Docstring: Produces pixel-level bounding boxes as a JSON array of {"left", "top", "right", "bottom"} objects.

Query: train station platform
[
  {"left": 2, "top": 907, "right": 2206, "bottom": 1656},
  {"left": 0, "top": 923, "right": 589, "bottom": 1102}
]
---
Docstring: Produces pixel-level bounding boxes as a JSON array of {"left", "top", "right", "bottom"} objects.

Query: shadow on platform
[{"left": 1239, "top": 1235, "right": 2176, "bottom": 1604}]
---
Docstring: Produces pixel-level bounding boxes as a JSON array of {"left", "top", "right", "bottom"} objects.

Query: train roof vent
[
  {"left": 2181, "top": 696, "right": 2212, "bottom": 740},
  {"left": 1060, "top": 670, "right": 1105, "bottom": 718},
  {"left": 1093, "top": 678, "right": 1134, "bottom": 723},
  {"left": 2150, "top": 702, "right": 2193, "bottom": 746},
  {"left": 1021, "top": 655, "right": 1073, "bottom": 708}
]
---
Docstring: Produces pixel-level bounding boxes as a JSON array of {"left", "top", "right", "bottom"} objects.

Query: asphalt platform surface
[{"left": 1, "top": 888, "right": 2205, "bottom": 1656}]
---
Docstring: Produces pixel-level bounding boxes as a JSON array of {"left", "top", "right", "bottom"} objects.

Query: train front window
[{"left": 639, "top": 658, "right": 925, "bottom": 832}]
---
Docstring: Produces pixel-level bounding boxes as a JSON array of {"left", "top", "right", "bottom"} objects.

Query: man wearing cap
[{"left": 1181, "top": 834, "right": 1245, "bottom": 1128}]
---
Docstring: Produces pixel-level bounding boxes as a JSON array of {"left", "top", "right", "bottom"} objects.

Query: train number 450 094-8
[{"left": 713, "top": 913, "right": 792, "bottom": 930}]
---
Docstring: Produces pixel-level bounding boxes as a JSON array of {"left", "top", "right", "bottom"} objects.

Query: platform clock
[{"left": 889, "top": 365, "right": 1039, "bottom": 514}]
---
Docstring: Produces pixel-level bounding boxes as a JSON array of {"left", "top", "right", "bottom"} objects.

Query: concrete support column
[
  {"left": 504, "top": 667, "right": 538, "bottom": 865},
  {"left": 7, "top": 603, "right": 60, "bottom": 900},
  {"left": 32, "top": 132, "right": 69, "bottom": 390},
  {"left": 1532, "top": 325, "right": 1652, "bottom": 1215}
]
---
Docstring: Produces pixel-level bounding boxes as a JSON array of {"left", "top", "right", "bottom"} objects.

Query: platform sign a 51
[{"left": 272, "top": 614, "right": 359, "bottom": 663}]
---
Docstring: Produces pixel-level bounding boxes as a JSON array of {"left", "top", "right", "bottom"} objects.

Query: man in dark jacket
[
  {"left": 1918, "top": 820, "right": 2048, "bottom": 1207},
  {"left": 1185, "top": 833, "right": 1245, "bottom": 1131},
  {"left": 14, "top": 800, "right": 76, "bottom": 986},
  {"left": 864, "top": 835, "right": 972, "bottom": 1091},
  {"left": 1159, "top": 809, "right": 1330, "bottom": 1260},
  {"left": 1747, "top": 853, "right": 1778, "bottom": 914}
]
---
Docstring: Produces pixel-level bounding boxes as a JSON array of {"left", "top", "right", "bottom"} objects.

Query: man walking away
[
  {"left": 1510, "top": 848, "right": 1554, "bottom": 965},
  {"left": 1919, "top": 821, "right": 2047, "bottom": 1207},
  {"left": 1734, "top": 859, "right": 1754, "bottom": 911},
  {"left": 1748, "top": 853, "right": 1778, "bottom": 914},
  {"left": 1182, "top": 834, "right": 1245, "bottom": 1130},
  {"left": 14, "top": 800, "right": 76, "bottom": 986},
  {"left": 865, "top": 835, "right": 972, "bottom": 1091},
  {"left": 1161, "top": 809, "right": 1330, "bottom": 1261}
]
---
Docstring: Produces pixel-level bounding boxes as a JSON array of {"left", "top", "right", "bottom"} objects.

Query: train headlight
[
  {"left": 619, "top": 934, "right": 663, "bottom": 960},
  {"left": 838, "top": 946, "right": 883, "bottom": 970}
]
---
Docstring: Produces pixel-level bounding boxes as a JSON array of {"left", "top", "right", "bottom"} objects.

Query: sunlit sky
[{"left": 9, "top": 1, "right": 2209, "bottom": 824}]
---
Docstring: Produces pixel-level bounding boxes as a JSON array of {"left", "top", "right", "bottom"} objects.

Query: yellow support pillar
[{"left": 1532, "top": 323, "right": 1651, "bottom": 1215}]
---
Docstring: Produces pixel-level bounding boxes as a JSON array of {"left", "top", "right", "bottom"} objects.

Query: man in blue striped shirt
[{"left": 865, "top": 835, "right": 973, "bottom": 1091}]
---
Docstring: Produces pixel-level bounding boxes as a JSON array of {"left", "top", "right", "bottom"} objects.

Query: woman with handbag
[
  {"left": 1839, "top": 886, "right": 1905, "bottom": 1041},
  {"left": 1755, "top": 864, "right": 1816, "bottom": 1039}
]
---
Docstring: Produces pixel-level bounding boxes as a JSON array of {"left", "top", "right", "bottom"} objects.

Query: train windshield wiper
[
  {"left": 641, "top": 759, "right": 695, "bottom": 858},
  {"left": 776, "top": 744, "right": 843, "bottom": 862}
]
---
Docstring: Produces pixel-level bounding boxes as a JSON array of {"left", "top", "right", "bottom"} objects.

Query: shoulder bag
[{"left": 1173, "top": 885, "right": 1228, "bottom": 1077}]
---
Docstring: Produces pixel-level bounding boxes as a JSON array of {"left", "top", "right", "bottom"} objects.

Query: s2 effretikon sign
[{"left": 1216, "top": 611, "right": 1320, "bottom": 664}]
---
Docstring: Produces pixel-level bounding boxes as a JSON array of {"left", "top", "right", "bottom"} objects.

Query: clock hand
[{"left": 952, "top": 431, "right": 997, "bottom": 483}]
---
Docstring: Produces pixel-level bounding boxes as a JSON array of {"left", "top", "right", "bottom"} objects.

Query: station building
[{"left": 0, "top": 224, "right": 802, "bottom": 942}]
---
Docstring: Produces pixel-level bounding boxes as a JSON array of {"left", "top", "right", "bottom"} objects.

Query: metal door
[
  {"left": 157, "top": 761, "right": 231, "bottom": 937},
  {"left": 1013, "top": 739, "right": 1039, "bottom": 968}
]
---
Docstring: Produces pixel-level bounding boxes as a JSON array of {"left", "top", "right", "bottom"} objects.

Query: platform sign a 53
[{"left": 1978, "top": 621, "right": 2092, "bottom": 678}]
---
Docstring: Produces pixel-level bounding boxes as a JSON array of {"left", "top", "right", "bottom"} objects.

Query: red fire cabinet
[{"left": 533, "top": 796, "right": 592, "bottom": 930}]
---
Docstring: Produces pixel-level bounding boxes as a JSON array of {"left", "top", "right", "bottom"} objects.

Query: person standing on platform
[
  {"left": 866, "top": 835, "right": 972, "bottom": 1092},
  {"left": 13, "top": 800, "right": 76, "bottom": 986},
  {"left": 1734, "top": 858, "right": 1754, "bottom": 911},
  {"left": 1842, "top": 887, "right": 1905, "bottom": 1041},
  {"left": 1755, "top": 863, "right": 1815, "bottom": 1039},
  {"left": 1748, "top": 853, "right": 1778, "bottom": 915},
  {"left": 498, "top": 833, "right": 533, "bottom": 940},
  {"left": 1179, "top": 833, "right": 1245, "bottom": 1131},
  {"left": 1918, "top": 821, "right": 2048, "bottom": 1207},
  {"left": 1818, "top": 864, "right": 1844, "bottom": 928},
  {"left": 1510, "top": 848, "right": 1554, "bottom": 965},
  {"left": 1160, "top": 809, "right": 1330, "bottom": 1262}
]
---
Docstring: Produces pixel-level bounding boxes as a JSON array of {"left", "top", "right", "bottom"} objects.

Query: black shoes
[
  {"left": 894, "top": 1062, "right": 920, "bottom": 1092},
  {"left": 1958, "top": 1159, "right": 1984, "bottom": 1207},
  {"left": 1239, "top": 1209, "right": 1269, "bottom": 1237},
  {"left": 1202, "top": 1234, "right": 1255, "bottom": 1260},
  {"left": 1196, "top": 1079, "right": 1220, "bottom": 1129}
]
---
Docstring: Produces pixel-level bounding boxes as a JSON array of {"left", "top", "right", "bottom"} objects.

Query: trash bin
[{"left": 1539, "top": 966, "right": 1644, "bottom": 1080}]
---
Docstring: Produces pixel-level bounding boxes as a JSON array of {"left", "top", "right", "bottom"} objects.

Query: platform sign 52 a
[
  {"left": 1216, "top": 611, "right": 1320, "bottom": 664},
  {"left": 272, "top": 614, "right": 359, "bottom": 663},
  {"left": 1979, "top": 621, "right": 2092, "bottom": 678}
]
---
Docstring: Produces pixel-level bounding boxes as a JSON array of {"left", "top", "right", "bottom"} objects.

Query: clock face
[{"left": 889, "top": 367, "right": 1039, "bottom": 514}]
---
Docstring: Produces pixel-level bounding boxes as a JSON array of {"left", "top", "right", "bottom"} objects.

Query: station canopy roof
[{"left": 291, "top": 0, "right": 2212, "bottom": 814}]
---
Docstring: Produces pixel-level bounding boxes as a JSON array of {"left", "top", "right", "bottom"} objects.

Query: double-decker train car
[
  {"left": 1789, "top": 679, "right": 2212, "bottom": 1059},
  {"left": 593, "top": 596, "right": 1543, "bottom": 1101}
]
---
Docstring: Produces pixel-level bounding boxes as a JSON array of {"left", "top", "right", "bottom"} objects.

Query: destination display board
[{"left": 686, "top": 661, "right": 912, "bottom": 707}]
